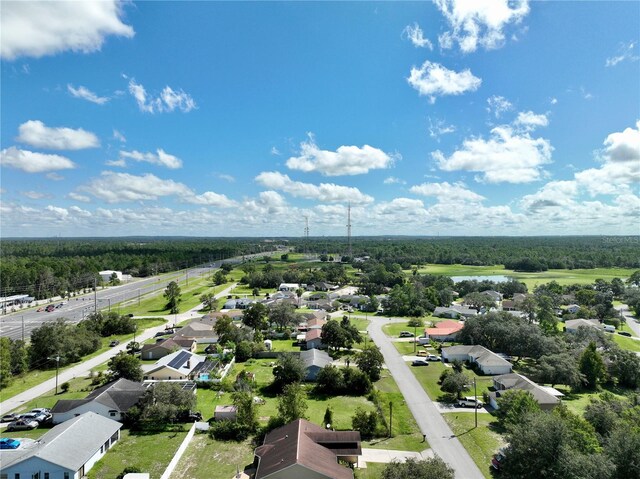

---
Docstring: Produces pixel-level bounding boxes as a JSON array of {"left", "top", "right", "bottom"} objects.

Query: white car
[{"left": 457, "top": 397, "right": 483, "bottom": 408}]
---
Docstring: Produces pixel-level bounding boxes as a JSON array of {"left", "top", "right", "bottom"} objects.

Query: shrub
[
  {"left": 352, "top": 407, "right": 378, "bottom": 439},
  {"left": 60, "top": 381, "right": 70, "bottom": 393},
  {"left": 209, "top": 420, "right": 254, "bottom": 441}
]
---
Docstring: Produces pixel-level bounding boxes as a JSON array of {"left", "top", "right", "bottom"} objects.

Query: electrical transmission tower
[{"left": 304, "top": 216, "right": 310, "bottom": 256}]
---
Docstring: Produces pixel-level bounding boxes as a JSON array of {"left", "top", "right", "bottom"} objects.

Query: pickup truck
[{"left": 457, "top": 397, "right": 483, "bottom": 408}]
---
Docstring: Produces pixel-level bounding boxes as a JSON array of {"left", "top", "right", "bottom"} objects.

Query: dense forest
[
  {"left": 1, "top": 236, "right": 638, "bottom": 300},
  {"left": 292, "top": 236, "right": 640, "bottom": 270}
]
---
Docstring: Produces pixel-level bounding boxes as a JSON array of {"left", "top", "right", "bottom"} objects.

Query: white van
[{"left": 603, "top": 324, "right": 616, "bottom": 333}]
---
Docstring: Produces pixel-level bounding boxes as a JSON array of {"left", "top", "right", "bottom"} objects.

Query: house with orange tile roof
[{"left": 424, "top": 319, "right": 464, "bottom": 341}]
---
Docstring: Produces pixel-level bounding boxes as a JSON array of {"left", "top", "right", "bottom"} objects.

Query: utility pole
[
  {"left": 21, "top": 316, "right": 25, "bottom": 342},
  {"left": 93, "top": 277, "right": 97, "bottom": 313},
  {"left": 474, "top": 377, "right": 478, "bottom": 428},
  {"left": 138, "top": 289, "right": 141, "bottom": 306},
  {"left": 304, "top": 216, "right": 310, "bottom": 257},
  {"left": 49, "top": 355, "right": 60, "bottom": 395},
  {"left": 346, "top": 202, "right": 352, "bottom": 259},
  {"left": 388, "top": 401, "right": 393, "bottom": 438}
]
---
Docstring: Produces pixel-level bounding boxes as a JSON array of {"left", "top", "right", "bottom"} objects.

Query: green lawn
[
  {"left": 410, "top": 362, "right": 493, "bottom": 403},
  {"left": 611, "top": 334, "right": 640, "bottom": 352},
  {"left": 443, "top": 413, "right": 504, "bottom": 479},
  {"left": 355, "top": 462, "right": 387, "bottom": 479},
  {"left": 559, "top": 386, "right": 629, "bottom": 416},
  {"left": 267, "top": 339, "right": 301, "bottom": 352},
  {"left": 412, "top": 264, "right": 636, "bottom": 291},
  {"left": 0, "top": 318, "right": 166, "bottom": 405},
  {"left": 88, "top": 428, "right": 189, "bottom": 479},
  {"left": 171, "top": 434, "right": 255, "bottom": 479},
  {"left": 393, "top": 341, "right": 419, "bottom": 356}
]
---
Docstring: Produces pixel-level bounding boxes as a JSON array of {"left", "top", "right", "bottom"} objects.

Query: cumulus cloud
[
  {"left": 184, "top": 191, "right": 237, "bottom": 208},
  {"left": 520, "top": 180, "right": 578, "bottom": 212},
  {"left": 0, "top": 147, "right": 76, "bottom": 173},
  {"left": 428, "top": 118, "right": 456, "bottom": 140},
  {"left": 22, "top": 191, "right": 51, "bottom": 200},
  {"left": 118, "top": 149, "right": 183, "bottom": 169},
  {"left": 67, "top": 84, "right": 109, "bottom": 104},
  {"left": 17, "top": 120, "right": 99, "bottom": 150},
  {"left": 605, "top": 41, "right": 639, "bottom": 67},
  {"left": 1, "top": 1, "right": 134, "bottom": 60},
  {"left": 217, "top": 173, "right": 236, "bottom": 183},
  {"left": 486, "top": 95, "right": 513, "bottom": 118},
  {"left": 433, "top": 126, "right": 553, "bottom": 183},
  {"left": 435, "top": 0, "right": 530, "bottom": 53},
  {"left": 407, "top": 61, "right": 481, "bottom": 103},
  {"left": 514, "top": 111, "right": 549, "bottom": 130},
  {"left": 285, "top": 135, "right": 395, "bottom": 176},
  {"left": 402, "top": 23, "right": 433, "bottom": 49},
  {"left": 410, "top": 181, "right": 485, "bottom": 202},
  {"left": 383, "top": 176, "right": 406, "bottom": 185},
  {"left": 574, "top": 120, "right": 640, "bottom": 195},
  {"left": 81, "top": 171, "right": 193, "bottom": 203},
  {"left": 68, "top": 192, "right": 91, "bottom": 203},
  {"left": 255, "top": 171, "right": 373, "bottom": 204},
  {"left": 128, "top": 79, "right": 196, "bottom": 113}
]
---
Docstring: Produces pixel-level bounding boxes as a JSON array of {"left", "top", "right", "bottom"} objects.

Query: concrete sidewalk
[{"left": 0, "top": 284, "right": 236, "bottom": 415}]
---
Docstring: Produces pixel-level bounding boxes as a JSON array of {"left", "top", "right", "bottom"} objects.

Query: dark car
[
  {"left": 491, "top": 451, "right": 506, "bottom": 470},
  {"left": 45, "top": 305, "right": 55, "bottom": 312},
  {"left": 618, "top": 331, "right": 632, "bottom": 337},
  {"left": 109, "top": 340, "right": 120, "bottom": 347},
  {"left": 0, "top": 438, "right": 21, "bottom": 449},
  {"left": 1, "top": 413, "right": 18, "bottom": 423},
  {"left": 178, "top": 411, "right": 202, "bottom": 422},
  {"left": 411, "top": 360, "right": 429, "bottom": 367}
]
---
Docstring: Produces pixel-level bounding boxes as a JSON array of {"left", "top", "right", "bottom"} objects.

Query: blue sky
[{"left": 1, "top": 1, "right": 639, "bottom": 237}]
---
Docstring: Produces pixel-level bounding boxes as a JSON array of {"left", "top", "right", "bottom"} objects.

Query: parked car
[
  {"left": 458, "top": 397, "right": 483, "bottom": 408},
  {"left": 426, "top": 354, "right": 441, "bottom": 361},
  {"left": 491, "top": 450, "right": 506, "bottom": 470},
  {"left": 399, "top": 331, "right": 414, "bottom": 338},
  {"left": 416, "top": 350, "right": 428, "bottom": 357},
  {"left": 411, "top": 360, "right": 429, "bottom": 367},
  {"left": 1, "top": 413, "right": 18, "bottom": 423},
  {"left": 36, "top": 307, "right": 44, "bottom": 312},
  {"left": 6, "top": 419, "right": 38, "bottom": 431},
  {"left": 618, "top": 331, "right": 632, "bottom": 337},
  {"left": 109, "top": 340, "right": 120, "bottom": 347},
  {"left": 20, "top": 412, "right": 48, "bottom": 424},
  {"left": 417, "top": 336, "right": 430, "bottom": 345},
  {"left": 30, "top": 408, "right": 52, "bottom": 423},
  {"left": 177, "top": 410, "right": 202, "bottom": 422},
  {"left": 0, "top": 438, "right": 21, "bottom": 450},
  {"left": 45, "top": 305, "right": 55, "bottom": 312}
]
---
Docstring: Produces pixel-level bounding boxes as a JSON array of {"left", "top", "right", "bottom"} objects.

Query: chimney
[{"left": 186, "top": 359, "right": 191, "bottom": 368}]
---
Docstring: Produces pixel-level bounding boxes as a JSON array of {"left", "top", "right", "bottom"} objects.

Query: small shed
[{"left": 214, "top": 405, "right": 238, "bottom": 421}]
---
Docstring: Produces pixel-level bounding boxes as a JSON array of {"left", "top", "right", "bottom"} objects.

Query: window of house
[
  {"left": 64, "top": 473, "right": 70, "bottom": 479},
  {"left": 44, "top": 474, "right": 49, "bottom": 479},
  {"left": 109, "top": 410, "right": 117, "bottom": 417}
]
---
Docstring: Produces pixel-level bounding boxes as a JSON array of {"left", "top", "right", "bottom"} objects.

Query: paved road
[
  {"left": 0, "top": 284, "right": 237, "bottom": 415},
  {"left": 368, "top": 316, "right": 484, "bottom": 479},
  {"left": 617, "top": 304, "right": 640, "bottom": 337}
]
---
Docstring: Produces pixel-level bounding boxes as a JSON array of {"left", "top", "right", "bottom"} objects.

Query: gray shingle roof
[
  {"left": 51, "top": 378, "right": 145, "bottom": 414},
  {"left": 299, "top": 349, "right": 332, "bottom": 369}
]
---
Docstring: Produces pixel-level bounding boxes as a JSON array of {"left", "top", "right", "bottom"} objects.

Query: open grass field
[
  {"left": 0, "top": 317, "right": 166, "bottom": 405},
  {"left": 554, "top": 386, "right": 628, "bottom": 416},
  {"left": 443, "top": 412, "right": 504, "bottom": 479},
  {"left": 170, "top": 434, "right": 255, "bottom": 479},
  {"left": 409, "top": 361, "right": 493, "bottom": 403},
  {"left": 88, "top": 428, "right": 189, "bottom": 479},
  {"left": 412, "top": 264, "right": 637, "bottom": 290}
]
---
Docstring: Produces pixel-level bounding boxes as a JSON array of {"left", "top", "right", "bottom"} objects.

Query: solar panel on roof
[{"left": 167, "top": 350, "right": 190, "bottom": 369}]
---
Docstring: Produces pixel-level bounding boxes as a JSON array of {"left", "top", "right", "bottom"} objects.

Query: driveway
[
  {"left": 368, "top": 316, "right": 484, "bottom": 479},
  {"left": 359, "top": 447, "right": 434, "bottom": 464},
  {"left": 0, "top": 284, "right": 237, "bottom": 415}
]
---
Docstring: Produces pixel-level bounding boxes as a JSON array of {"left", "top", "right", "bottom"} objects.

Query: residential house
[
  {"left": 173, "top": 322, "right": 218, "bottom": 345},
  {"left": 314, "top": 282, "right": 338, "bottom": 292},
  {"left": 51, "top": 378, "right": 146, "bottom": 424},
  {"left": 279, "top": 283, "right": 300, "bottom": 292},
  {"left": 564, "top": 318, "right": 601, "bottom": 333},
  {"left": 307, "top": 298, "right": 335, "bottom": 311},
  {"left": 441, "top": 345, "right": 512, "bottom": 375},
  {"left": 501, "top": 300, "right": 518, "bottom": 311},
  {"left": 566, "top": 304, "right": 581, "bottom": 314},
  {"left": 433, "top": 304, "right": 477, "bottom": 320},
  {"left": 304, "top": 329, "right": 324, "bottom": 350},
  {"left": 423, "top": 320, "right": 464, "bottom": 342},
  {"left": 482, "top": 290, "right": 503, "bottom": 304},
  {"left": 253, "top": 419, "right": 361, "bottom": 479},
  {"left": 512, "top": 293, "right": 528, "bottom": 303},
  {"left": 142, "top": 350, "right": 216, "bottom": 381},
  {"left": 140, "top": 337, "right": 196, "bottom": 360},
  {"left": 0, "top": 412, "right": 121, "bottom": 479},
  {"left": 300, "top": 349, "right": 333, "bottom": 381},
  {"left": 489, "top": 373, "right": 562, "bottom": 411}
]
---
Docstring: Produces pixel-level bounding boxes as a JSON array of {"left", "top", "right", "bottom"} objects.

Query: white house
[
  {"left": 51, "top": 378, "right": 146, "bottom": 424},
  {"left": 142, "top": 350, "right": 213, "bottom": 381},
  {"left": 564, "top": 318, "right": 600, "bottom": 333},
  {"left": 99, "top": 270, "right": 123, "bottom": 283},
  {"left": 441, "top": 345, "right": 512, "bottom": 375},
  {"left": 0, "top": 412, "right": 121, "bottom": 479},
  {"left": 488, "top": 373, "right": 562, "bottom": 411},
  {"left": 278, "top": 283, "right": 300, "bottom": 292}
]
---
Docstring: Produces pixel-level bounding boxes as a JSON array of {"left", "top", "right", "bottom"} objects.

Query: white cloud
[
  {"left": 428, "top": 118, "right": 456, "bottom": 140},
  {"left": 574, "top": 120, "right": 640, "bottom": 195},
  {"left": 550, "top": 97, "right": 558, "bottom": 105},
  {"left": 46, "top": 172, "right": 64, "bottom": 181},
  {"left": 106, "top": 159, "right": 127, "bottom": 167},
  {"left": 118, "top": 149, "right": 183, "bottom": 169},
  {"left": 410, "top": 181, "right": 485, "bottom": 202},
  {"left": 434, "top": 126, "right": 553, "bottom": 183},
  {"left": 22, "top": 191, "right": 51, "bottom": 200},
  {"left": 128, "top": 79, "right": 196, "bottom": 113},
  {"left": 17, "top": 120, "right": 99, "bottom": 150},
  {"left": 68, "top": 192, "right": 91, "bottom": 203},
  {"left": 605, "top": 41, "right": 639, "bottom": 67},
  {"left": 285, "top": 135, "right": 395, "bottom": 176},
  {"left": 0, "top": 1, "right": 134, "bottom": 60},
  {"left": 255, "top": 171, "right": 373, "bottom": 204},
  {"left": 402, "top": 23, "right": 433, "bottom": 49},
  {"left": 407, "top": 61, "right": 481, "bottom": 103},
  {"left": 184, "top": 191, "right": 237, "bottom": 208},
  {"left": 520, "top": 180, "right": 578, "bottom": 212},
  {"left": 67, "top": 84, "right": 109, "bottom": 104},
  {"left": 270, "top": 147, "right": 281, "bottom": 156},
  {"left": 435, "top": 0, "right": 530, "bottom": 53},
  {"left": 113, "top": 130, "right": 126, "bottom": 143},
  {"left": 81, "top": 171, "right": 193, "bottom": 203},
  {"left": 383, "top": 176, "right": 406, "bottom": 185},
  {"left": 215, "top": 173, "right": 236, "bottom": 183},
  {"left": 0, "top": 147, "right": 76, "bottom": 173},
  {"left": 486, "top": 95, "right": 513, "bottom": 118},
  {"left": 514, "top": 111, "right": 549, "bottom": 130}
]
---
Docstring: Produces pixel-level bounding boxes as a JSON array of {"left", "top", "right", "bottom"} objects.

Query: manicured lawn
[
  {"left": 267, "top": 339, "right": 301, "bottom": 352},
  {"left": 393, "top": 341, "right": 419, "bottom": 356},
  {"left": 618, "top": 322, "right": 637, "bottom": 336},
  {"left": 88, "top": 428, "right": 189, "bottom": 479},
  {"left": 171, "top": 434, "right": 255, "bottom": 479},
  {"left": 443, "top": 412, "right": 505, "bottom": 479},
  {"left": 611, "top": 334, "right": 640, "bottom": 352},
  {"left": 355, "top": 462, "right": 387, "bottom": 479},
  {"left": 410, "top": 362, "right": 493, "bottom": 403},
  {"left": 559, "top": 386, "right": 629, "bottom": 416},
  {"left": 350, "top": 317, "right": 371, "bottom": 332},
  {"left": 382, "top": 321, "right": 411, "bottom": 337},
  {"left": 0, "top": 318, "right": 166, "bottom": 404},
  {"left": 412, "top": 264, "right": 636, "bottom": 291}
]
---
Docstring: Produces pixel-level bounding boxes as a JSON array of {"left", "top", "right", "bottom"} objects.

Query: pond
[{"left": 450, "top": 275, "right": 512, "bottom": 283}]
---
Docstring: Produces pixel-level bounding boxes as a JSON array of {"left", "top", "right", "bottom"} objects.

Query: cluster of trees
[
  {"left": 127, "top": 382, "right": 196, "bottom": 427},
  {"left": 320, "top": 317, "right": 362, "bottom": 350},
  {"left": 315, "top": 365, "right": 372, "bottom": 396},
  {"left": 0, "top": 238, "right": 246, "bottom": 300},
  {"left": 498, "top": 393, "right": 640, "bottom": 479},
  {"left": 239, "top": 261, "right": 348, "bottom": 290}
]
